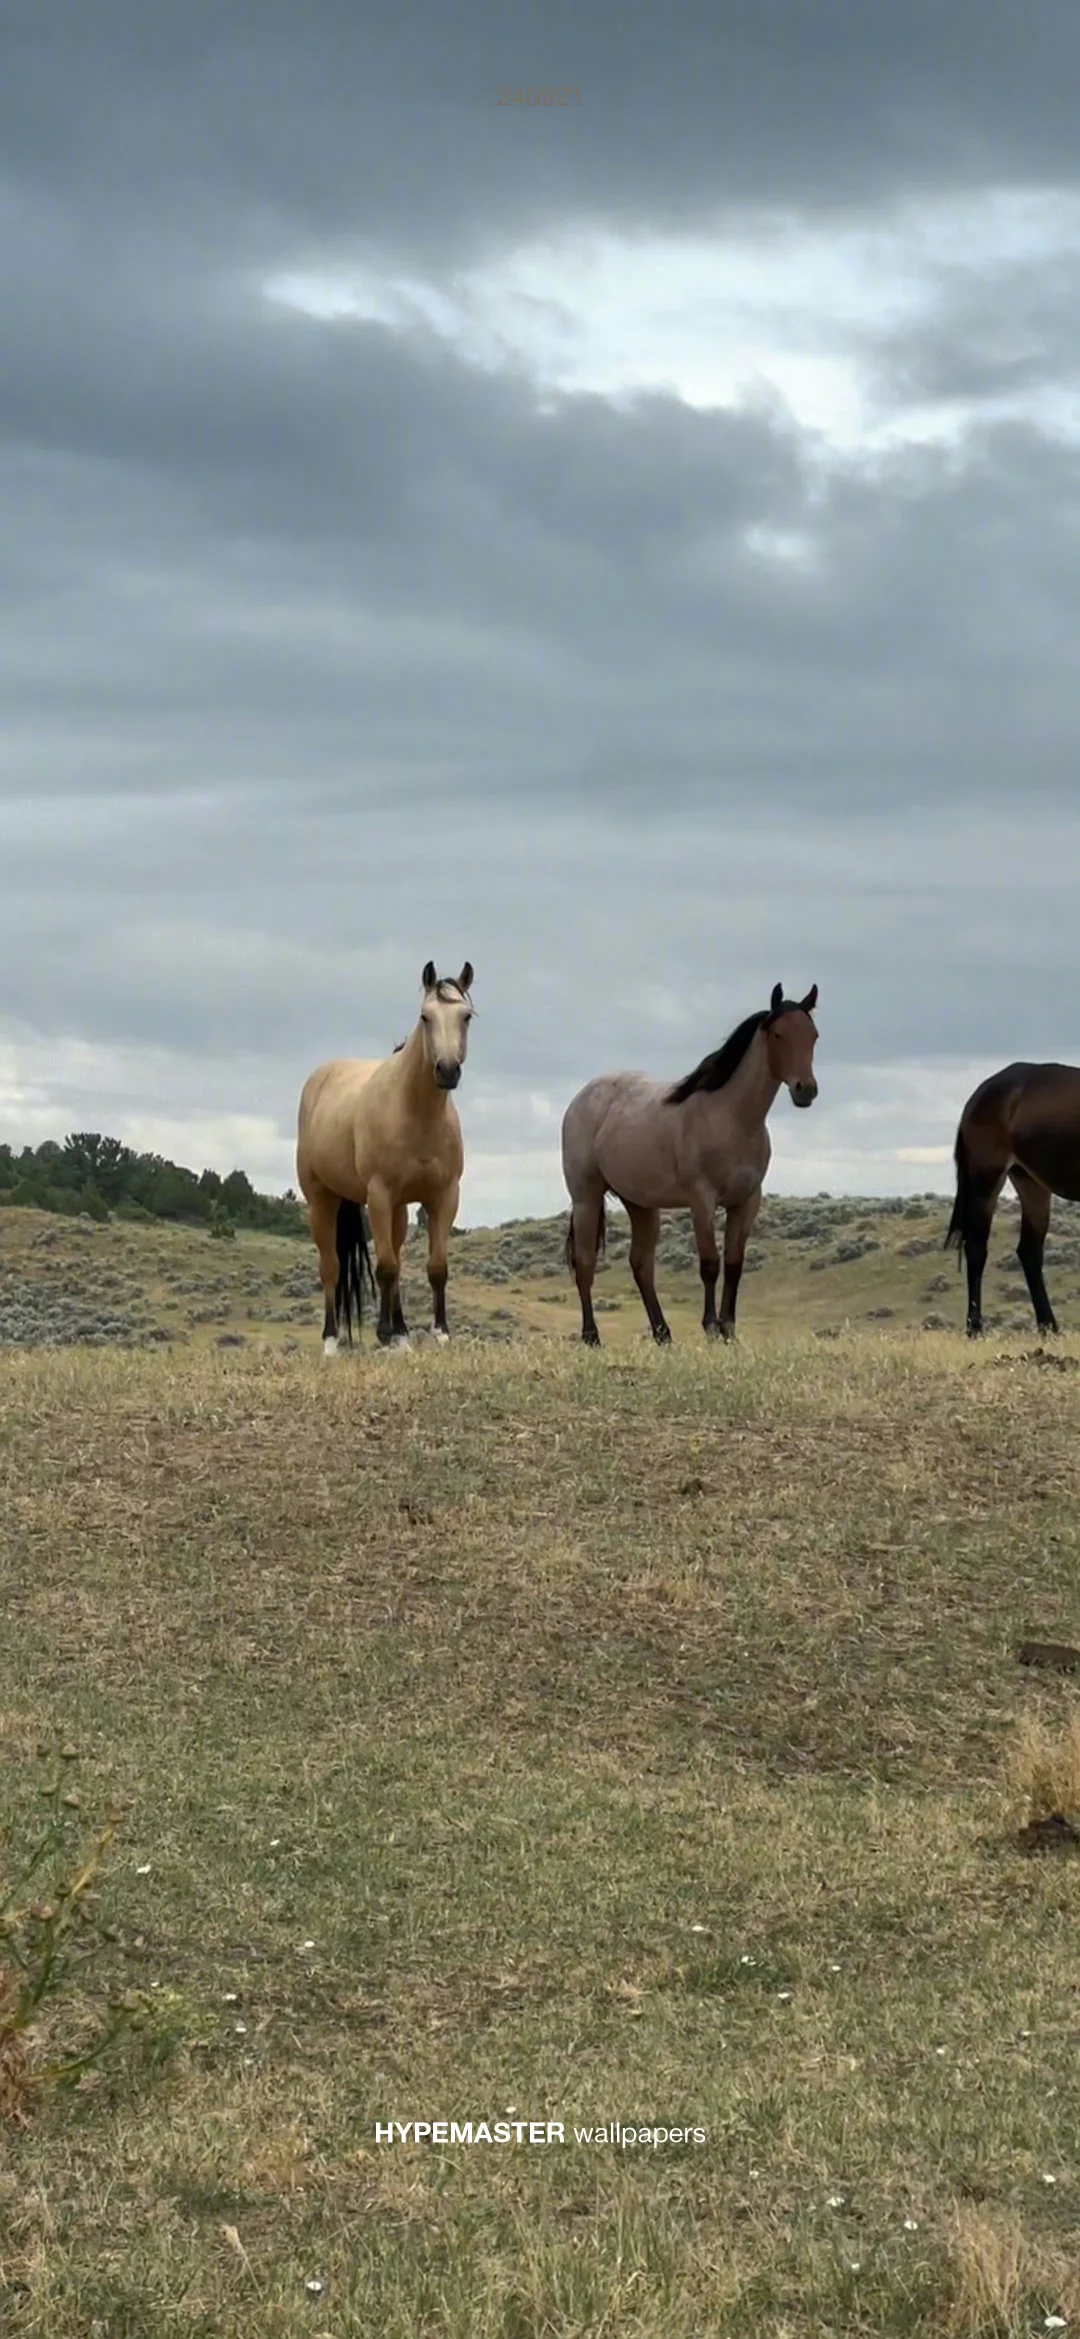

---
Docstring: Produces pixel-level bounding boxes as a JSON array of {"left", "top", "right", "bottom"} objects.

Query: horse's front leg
[
  {"left": 688, "top": 1189, "right": 722, "bottom": 1339},
  {"left": 426, "top": 1177, "right": 460, "bottom": 1343},
  {"left": 717, "top": 1190, "right": 761, "bottom": 1341},
  {"left": 367, "top": 1181, "right": 408, "bottom": 1349}
]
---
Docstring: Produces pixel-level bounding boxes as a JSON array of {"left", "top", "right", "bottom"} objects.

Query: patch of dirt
[
  {"left": 1015, "top": 1813, "right": 1080, "bottom": 1856},
  {"left": 1016, "top": 1641, "right": 1080, "bottom": 1672}
]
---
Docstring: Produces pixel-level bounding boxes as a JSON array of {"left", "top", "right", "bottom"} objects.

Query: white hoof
[
  {"left": 432, "top": 1327, "right": 450, "bottom": 1345},
  {"left": 322, "top": 1336, "right": 340, "bottom": 1361},
  {"left": 390, "top": 1334, "right": 411, "bottom": 1352}
]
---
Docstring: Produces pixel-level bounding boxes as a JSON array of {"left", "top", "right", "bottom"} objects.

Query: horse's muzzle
[
  {"left": 435, "top": 1062, "right": 462, "bottom": 1091},
  {"left": 790, "top": 1080, "right": 818, "bottom": 1108}
]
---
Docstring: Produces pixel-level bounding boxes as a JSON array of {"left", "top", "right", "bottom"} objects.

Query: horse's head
[
  {"left": 764, "top": 982, "right": 819, "bottom": 1107},
  {"left": 420, "top": 960, "right": 475, "bottom": 1091}
]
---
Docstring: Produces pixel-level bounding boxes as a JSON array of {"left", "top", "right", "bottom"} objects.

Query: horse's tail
[
  {"left": 335, "top": 1199, "right": 377, "bottom": 1342},
  {"left": 564, "top": 1197, "right": 607, "bottom": 1274},
  {"left": 944, "top": 1120, "right": 970, "bottom": 1262}
]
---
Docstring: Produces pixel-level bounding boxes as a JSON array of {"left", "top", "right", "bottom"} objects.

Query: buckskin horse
[
  {"left": 561, "top": 982, "right": 820, "bottom": 1346},
  {"left": 296, "top": 961, "right": 474, "bottom": 1353},
  {"left": 946, "top": 1060, "right": 1080, "bottom": 1335}
]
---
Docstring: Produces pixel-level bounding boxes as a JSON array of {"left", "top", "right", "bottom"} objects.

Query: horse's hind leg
[
  {"left": 962, "top": 1169, "right": 1006, "bottom": 1336},
  {"left": 1011, "top": 1168, "right": 1058, "bottom": 1333},
  {"left": 626, "top": 1202, "right": 671, "bottom": 1346},
  {"left": 569, "top": 1194, "right": 604, "bottom": 1347},
  {"left": 307, "top": 1185, "right": 343, "bottom": 1358}
]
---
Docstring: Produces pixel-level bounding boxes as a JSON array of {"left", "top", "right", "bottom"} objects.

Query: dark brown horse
[
  {"left": 946, "top": 1062, "right": 1080, "bottom": 1335},
  {"left": 562, "top": 983, "right": 819, "bottom": 1346}
]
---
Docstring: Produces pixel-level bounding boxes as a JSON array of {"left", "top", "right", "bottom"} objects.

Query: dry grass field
[{"left": 4, "top": 1203, "right": 1080, "bottom": 2334}]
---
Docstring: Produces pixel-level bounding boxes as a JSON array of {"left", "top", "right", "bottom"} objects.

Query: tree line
[{"left": 0, "top": 1133, "right": 306, "bottom": 1237}]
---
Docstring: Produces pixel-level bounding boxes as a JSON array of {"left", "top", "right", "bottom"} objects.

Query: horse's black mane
[{"left": 667, "top": 1003, "right": 800, "bottom": 1104}]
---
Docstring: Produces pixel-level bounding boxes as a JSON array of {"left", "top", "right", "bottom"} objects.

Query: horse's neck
[
  {"left": 393, "top": 1023, "right": 445, "bottom": 1118},
  {"left": 704, "top": 1032, "right": 780, "bottom": 1132}
]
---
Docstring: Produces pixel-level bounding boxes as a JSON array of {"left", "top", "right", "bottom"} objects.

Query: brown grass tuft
[
  {"left": 1006, "top": 1709, "right": 1080, "bottom": 1828},
  {"left": 944, "top": 2204, "right": 1029, "bottom": 2334}
]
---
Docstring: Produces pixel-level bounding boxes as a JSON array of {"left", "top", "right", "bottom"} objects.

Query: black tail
[
  {"left": 944, "top": 1123, "right": 969, "bottom": 1263},
  {"left": 335, "top": 1199, "right": 377, "bottom": 1342},
  {"left": 564, "top": 1198, "right": 607, "bottom": 1274}
]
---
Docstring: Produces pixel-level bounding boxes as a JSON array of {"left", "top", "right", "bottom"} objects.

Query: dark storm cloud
[
  {"left": 5, "top": 0, "right": 1080, "bottom": 261},
  {"left": 4, "top": 267, "right": 1078, "bottom": 831}
]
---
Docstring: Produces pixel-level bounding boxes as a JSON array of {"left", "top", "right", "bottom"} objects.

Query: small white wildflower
[
  {"left": 777, "top": 1989, "right": 792, "bottom": 2001},
  {"left": 903, "top": 2217, "right": 919, "bottom": 2231},
  {"left": 304, "top": 2277, "right": 325, "bottom": 2296},
  {"left": 269, "top": 1837, "right": 281, "bottom": 1848},
  {"left": 827, "top": 2194, "right": 845, "bottom": 2209},
  {"left": 1042, "top": 2173, "right": 1058, "bottom": 2185},
  {"left": 748, "top": 2165, "right": 760, "bottom": 2179},
  {"left": 739, "top": 1954, "right": 756, "bottom": 1966},
  {"left": 505, "top": 2105, "right": 517, "bottom": 2116},
  {"left": 690, "top": 1923, "right": 707, "bottom": 1933},
  {"left": 223, "top": 1991, "right": 239, "bottom": 2004},
  {"left": 135, "top": 1863, "right": 152, "bottom": 1876},
  {"left": 1044, "top": 2318, "right": 1067, "bottom": 2332},
  {"left": 849, "top": 2261, "right": 861, "bottom": 2272},
  {"left": 829, "top": 1961, "right": 842, "bottom": 1972},
  {"left": 298, "top": 1940, "right": 316, "bottom": 1952},
  {"left": 934, "top": 2046, "right": 947, "bottom": 2056}
]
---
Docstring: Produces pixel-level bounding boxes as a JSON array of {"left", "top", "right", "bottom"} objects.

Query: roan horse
[
  {"left": 561, "top": 983, "right": 820, "bottom": 1346},
  {"left": 946, "top": 1060, "right": 1080, "bottom": 1336},
  {"left": 296, "top": 961, "right": 474, "bottom": 1353}
]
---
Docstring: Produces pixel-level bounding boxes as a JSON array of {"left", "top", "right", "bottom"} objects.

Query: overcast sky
[{"left": 3, "top": 1, "right": 1080, "bottom": 1222}]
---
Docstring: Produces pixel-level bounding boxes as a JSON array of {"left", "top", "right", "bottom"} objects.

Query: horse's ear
[
  {"left": 457, "top": 961, "right": 474, "bottom": 995},
  {"left": 422, "top": 960, "right": 437, "bottom": 992},
  {"left": 800, "top": 983, "right": 818, "bottom": 1013},
  {"left": 770, "top": 982, "right": 784, "bottom": 1015}
]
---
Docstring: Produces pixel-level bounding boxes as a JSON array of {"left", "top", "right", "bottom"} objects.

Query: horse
[
  {"left": 946, "top": 1060, "right": 1080, "bottom": 1336},
  {"left": 296, "top": 960, "right": 474, "bottom": 1354},
  {"left": 561, "top": 983, "right": 819, "bottom": 1347}
]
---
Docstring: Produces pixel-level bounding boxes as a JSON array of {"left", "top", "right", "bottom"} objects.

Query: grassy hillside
[
  {"left": 5, "top": 1188, "right": 1080, "bottom": 1349},
  {"left": 3, "top": 1334, "right": 1080, "bottom": 2333}
]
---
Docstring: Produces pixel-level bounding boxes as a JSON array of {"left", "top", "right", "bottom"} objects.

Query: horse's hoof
[
  {"left": 390, "top": 1334, "right": 411, "bottom": 1352},
  {"left": 431, "top": 1327, "right": 450, "bottom": 1345},
  {"left": 582, "top": 1330, "right": 601, "bottom": 1349},
  {"left": 322, "top": 1337, "right": 340, "bottom": 1361}
]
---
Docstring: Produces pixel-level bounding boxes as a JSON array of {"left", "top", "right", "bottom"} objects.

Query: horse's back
[
  {"left": 965, "top": 1061, "right": 1080, "bottom": 1131},
  {"left": 563, "top": 1072, "right": 647, "bottom": 1154},
  {"left": 960, "top": 1062, "right": 1080, "bottom": 1201},
  {"left": 297, "top": 1057, "right": 383, "bottom": 1194},
  {"left": 562, "top": 1071, "right": 674, "bottom": 1201}
]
